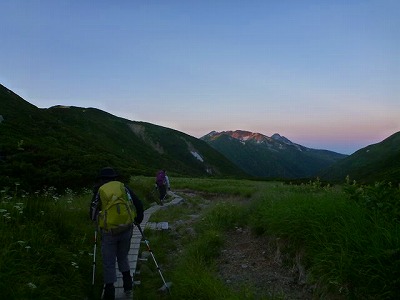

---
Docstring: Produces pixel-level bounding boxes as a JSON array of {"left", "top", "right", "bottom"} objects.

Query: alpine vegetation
[
  {"left": 135, "top": 177, "right": 400, "bottom": 299},
  {"left": 1, "top": 176, "right": 399, "bottom": 299},
  {"left": 0, "top": 186, "right": 97, "bottom": 299}
]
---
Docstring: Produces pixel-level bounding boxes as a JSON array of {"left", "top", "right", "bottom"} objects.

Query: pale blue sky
[{"left": 1, "top": 0, "right": 399, "bottom": 154}]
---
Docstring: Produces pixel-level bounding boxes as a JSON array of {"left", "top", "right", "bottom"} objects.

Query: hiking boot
[
  {"left": 103, "top": 283, "right": 115, "bottom": 300},
  {"left": 122, "top": 271, "right": 133, "bottom": 292}
]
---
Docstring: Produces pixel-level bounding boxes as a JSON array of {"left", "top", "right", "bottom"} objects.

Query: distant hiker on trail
[
  {"left": 90, "top": 167, "right": 144, "bottom": 300},
  {"left": 155, "top": 170, "right": 169, "bottom": 204}
]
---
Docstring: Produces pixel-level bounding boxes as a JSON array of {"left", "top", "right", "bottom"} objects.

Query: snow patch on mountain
[{"left": 191, "top": 151, "right": 204, "bottom": 162}]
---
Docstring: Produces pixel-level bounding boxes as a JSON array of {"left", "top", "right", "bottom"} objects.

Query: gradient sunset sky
[{"left": 1, "top": 0, "right": 399, "bottom": 154}]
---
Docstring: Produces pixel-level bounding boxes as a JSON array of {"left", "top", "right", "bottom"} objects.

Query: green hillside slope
[
  {"left": 0, "top": 84, "right": 247, "bottom": 190},
  {"left": 321, "top": 132, "right": 400, "bottom": 184}
]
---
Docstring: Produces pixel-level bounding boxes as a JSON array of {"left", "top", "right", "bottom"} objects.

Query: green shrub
[{"left": 344, "top": 179, "right": 400, "bottom": 223}]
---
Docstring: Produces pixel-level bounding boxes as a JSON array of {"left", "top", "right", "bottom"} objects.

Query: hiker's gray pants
[{"left": 101, "top": 226, "right": 133, "bottom": 284}]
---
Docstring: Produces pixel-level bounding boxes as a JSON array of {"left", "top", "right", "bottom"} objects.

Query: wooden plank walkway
[{"left": 113, "top": 192, "right": 183, "bottom": 299}]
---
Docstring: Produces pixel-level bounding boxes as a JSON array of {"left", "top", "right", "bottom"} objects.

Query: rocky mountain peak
[
  {"left": 271, "top": 133, "right": 294, "bottom": 145},
  {"left": 204, "top": 130, "right": 287, "bottom": 144},
  {"left": 201, "top": 129, "right": 348, "bottom": 179}
]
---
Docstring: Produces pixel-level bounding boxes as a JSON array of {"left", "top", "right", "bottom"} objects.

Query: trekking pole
[
  {"left": 137, "top": 224, "right": 171, "bottom": 294},
  {"left": 92, "top": 227, "right": 98, "bottom": 286}
]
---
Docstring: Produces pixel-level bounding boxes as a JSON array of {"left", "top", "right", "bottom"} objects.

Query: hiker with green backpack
[{"left": 90, "top": 167, "right": 144, "bottom": 300}]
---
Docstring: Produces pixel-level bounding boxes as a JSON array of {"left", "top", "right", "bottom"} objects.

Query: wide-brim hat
[{"left": 97, "top": 167, "right": 118, "bottom": 179}]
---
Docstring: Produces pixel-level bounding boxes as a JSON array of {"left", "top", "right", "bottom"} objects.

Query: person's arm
[
  {"left": 165, "top": 175, "right": 170, "bottom": 190},
  {"left": 89, "top": 187, "right": 101, "bottom": 221},
  {"left": 126, "top": 186, "right": 144, "bottom": 224}
]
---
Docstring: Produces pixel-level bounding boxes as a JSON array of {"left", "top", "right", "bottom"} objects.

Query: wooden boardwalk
[{"left": 113, "top": 192, "right": 183, "bottom": 299}]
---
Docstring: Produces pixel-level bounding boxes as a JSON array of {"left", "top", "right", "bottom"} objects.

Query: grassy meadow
[{"left": 0, "top": 178, "right": 399, "bottom": 299}]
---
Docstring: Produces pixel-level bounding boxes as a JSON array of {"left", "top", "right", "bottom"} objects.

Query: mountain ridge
[
  {"left": 0, "top": 84, "right": 247, "bottom": 190},
  {"left": 321, "top": 131, "right": 400, "bottom": 184},
  {"left": 201, "top": 130, "right": 347, "bottom": 179},
  {"left": 1, "top": 83, "right": 399, "bottom": 187}
]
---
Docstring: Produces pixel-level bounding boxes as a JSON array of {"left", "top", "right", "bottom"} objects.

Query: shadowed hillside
[
  {"left": 201, "top": 130, "right": 347, "bottom": 179},
  {"left": 2, "top": 83, "right": 398, "bottom": 189},
  {"left": 0, "top": 84, "right": 247, "bottom": 190},
  {"left": 321, "top": 131, "right": 400, "bottom": 184}
]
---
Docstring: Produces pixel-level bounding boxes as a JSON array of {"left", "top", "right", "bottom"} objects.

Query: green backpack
[{"left": 97, "top": 181, "right": 136, "bottom": 234}]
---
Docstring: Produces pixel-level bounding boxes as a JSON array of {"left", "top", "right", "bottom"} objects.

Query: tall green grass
[
  {"left": 170, "top": 177, "right": 270, "bottom": 198},
  {"left": 2, "top": 178, "right": 398, "bottom": 299},
  {"left": 0, "top": 187, "right": 100, "bottom": 299},
  {"left": 129, "top": 175, "right": 164, "bottom": 208},
  {"left": 139, "top": 178, "right": 399, "bottom": 299},
  {"left": 133, "top": 185, "right": 270, "bottom": 299},
  {"left": 247, "top": 183, "right": 400, "bottom": 299},
  {"left": 0, "top": 176, "right": 172, "bottom": 300},
  {"left": 169, "top": 197, "right": 264, "bottom": 300}
]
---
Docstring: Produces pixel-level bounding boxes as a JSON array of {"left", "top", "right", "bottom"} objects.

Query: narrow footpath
[{"left": 113, "top": 191, "right": 183, "bottom": 300}]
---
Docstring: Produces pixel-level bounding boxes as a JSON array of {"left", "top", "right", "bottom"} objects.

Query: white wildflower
[{"left": 27, "top": 282, "right": 37, "bottom": 289}]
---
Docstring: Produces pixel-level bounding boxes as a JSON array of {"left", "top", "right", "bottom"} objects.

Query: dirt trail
[
  {"left": 174, "top": 190, "right": 314, "bottom": 299},
  {"left": 216, "top": 227, "right": 313, "bottom": 299}
]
